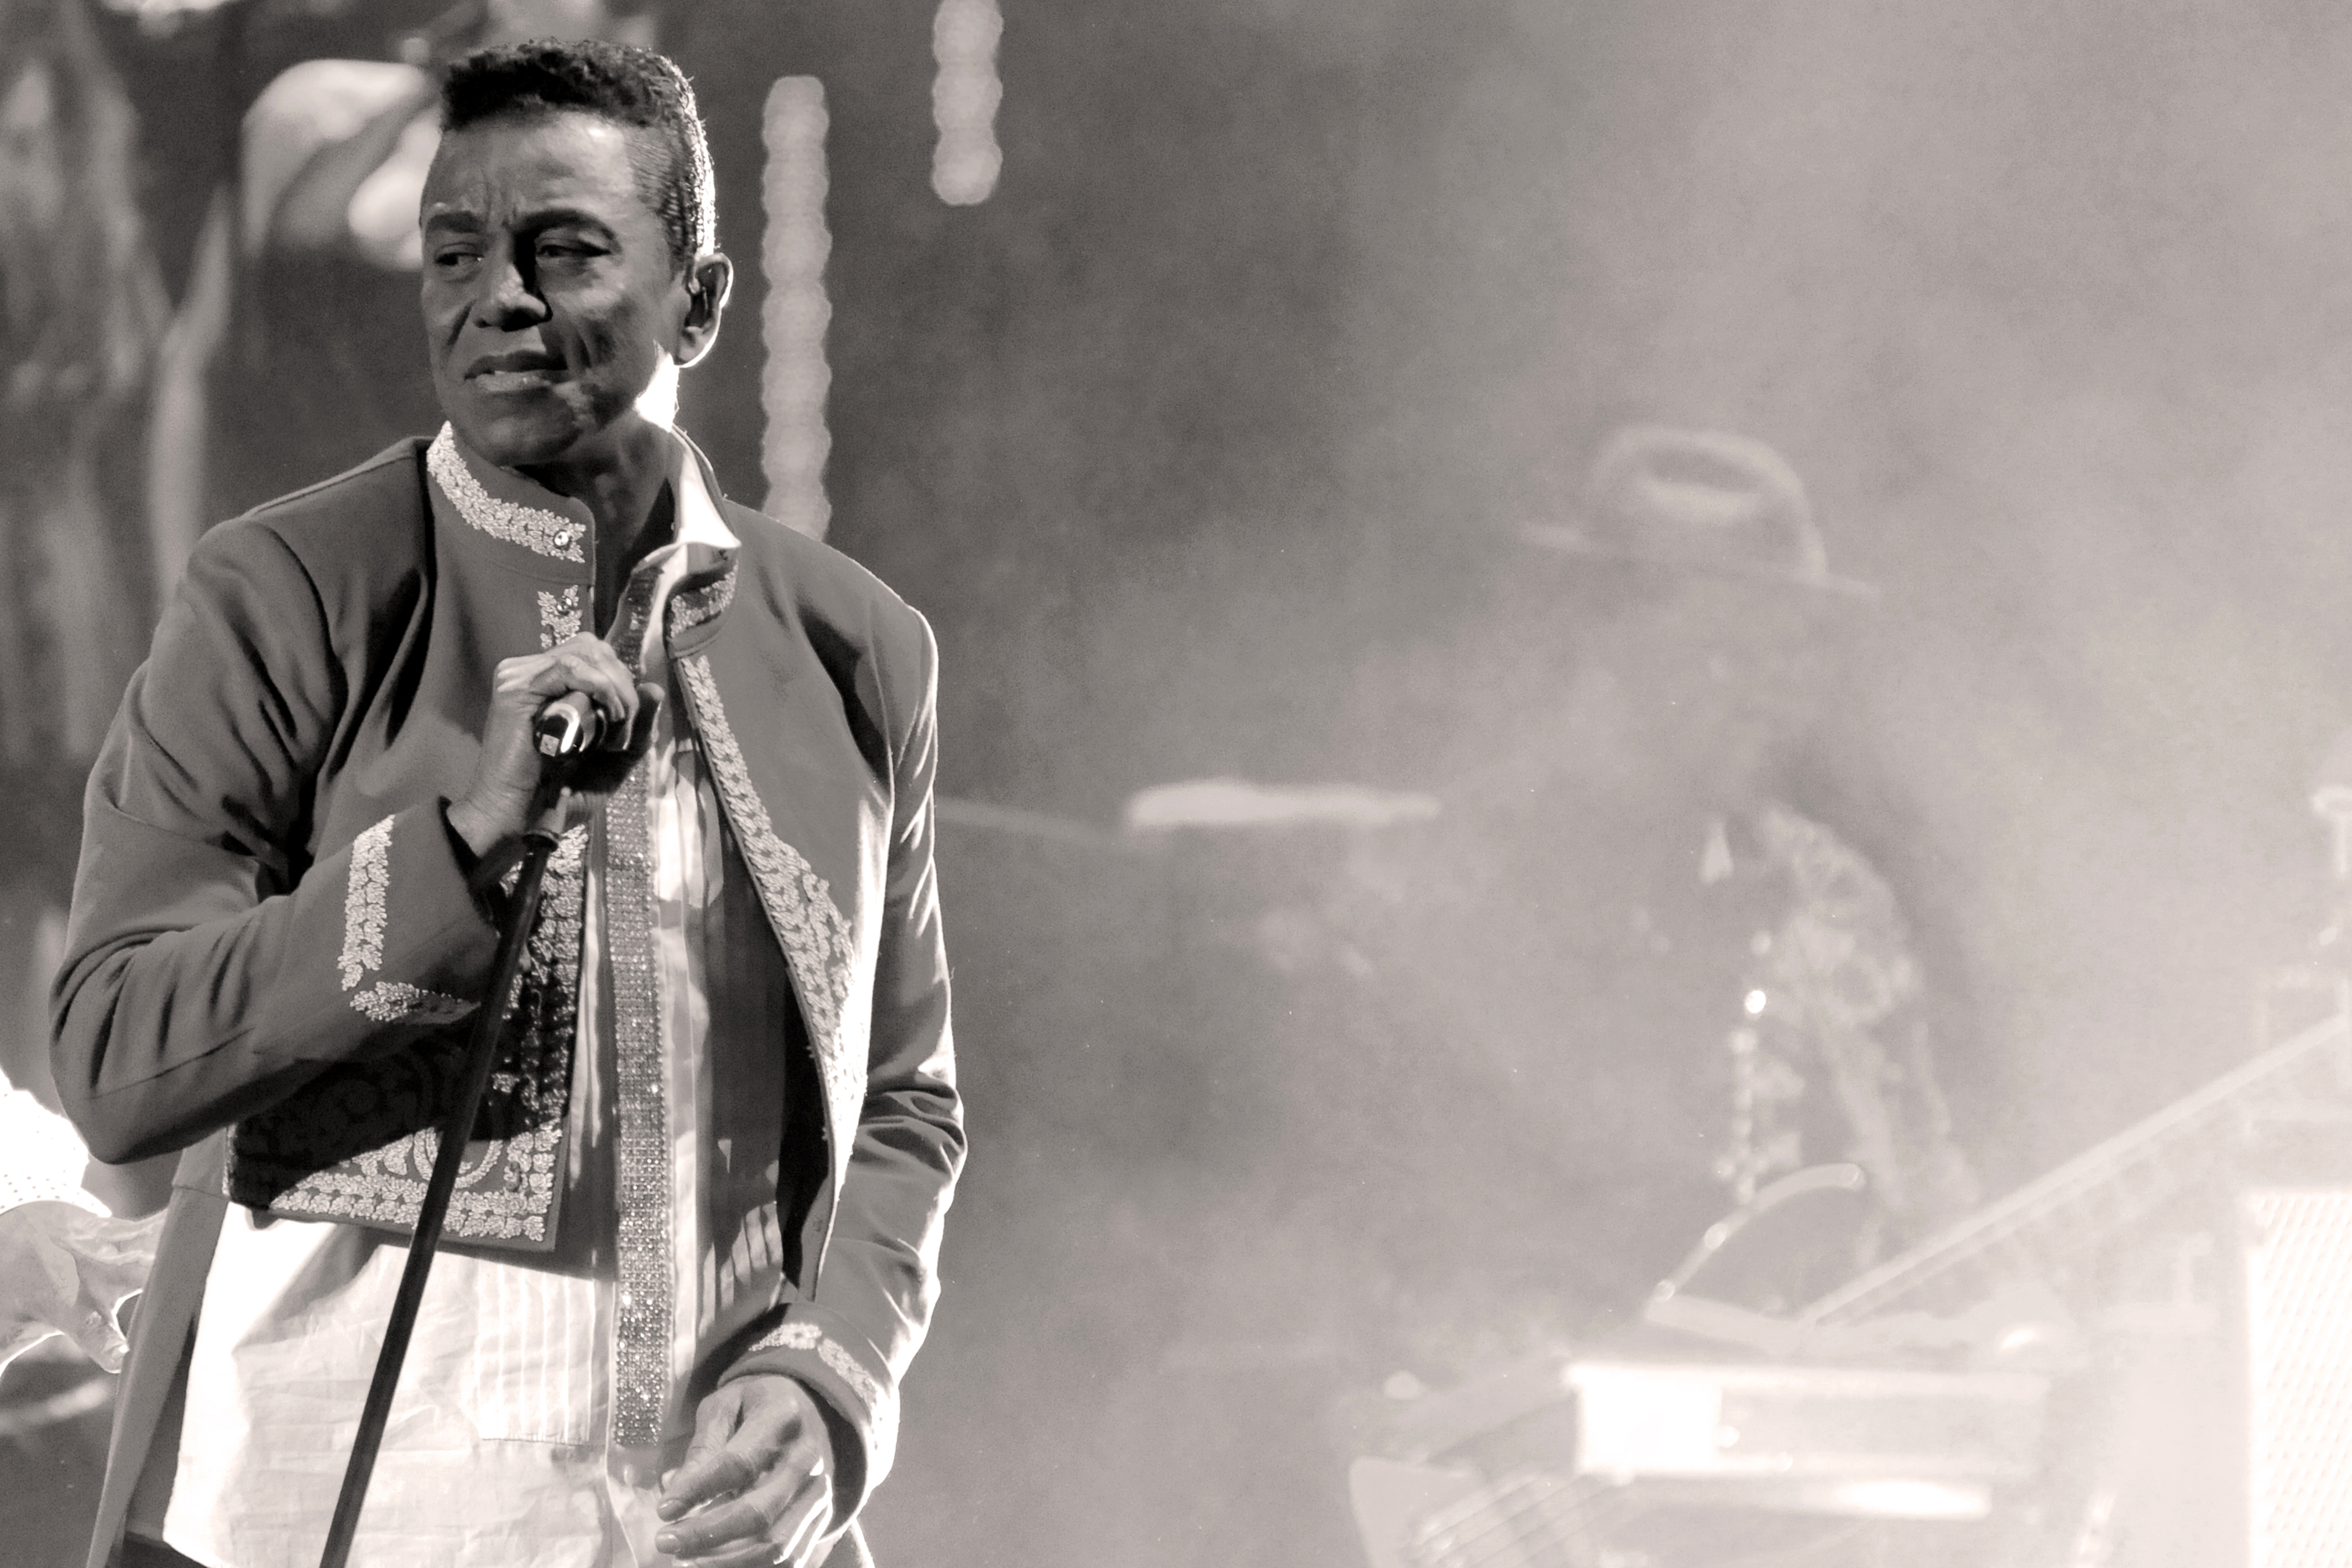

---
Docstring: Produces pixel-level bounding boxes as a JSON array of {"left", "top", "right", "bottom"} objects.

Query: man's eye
[{"left": 431, "top": 249, "right": 481, "bottom": 271}]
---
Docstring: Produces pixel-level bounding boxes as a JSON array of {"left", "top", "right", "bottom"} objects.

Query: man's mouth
[{"left": 465, "top": 351, "right": 564, "bottom": 394}]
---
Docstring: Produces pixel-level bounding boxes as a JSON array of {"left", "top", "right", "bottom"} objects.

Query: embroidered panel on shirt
[
  {"left": 229, "top": 826, "right": 587, "bottom": 1246},
  {"left": 606, "top": 571, "right": 676, "bottom": 1448},
  {"left": 429, "top": 424, "right": 586, "bottom": 563},
  {"left": 537, "top": 585, "right": 583, "bottom": 650},
  {"left": 664, "top": 567, "right": 735, "bottom": 639},
  {"left": 673, "top": 655, "right": 860, "bottom": 1158}
]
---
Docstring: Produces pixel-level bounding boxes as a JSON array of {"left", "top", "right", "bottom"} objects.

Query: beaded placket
[{"left": 604, "top": 569, "right": 676, "bottom": 1448}]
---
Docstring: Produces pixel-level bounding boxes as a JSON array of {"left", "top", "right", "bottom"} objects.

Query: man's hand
[
  {"left": 445, "top": 634, "right": 662, "bottom": 860},
  {"left": 0, "top": 1203, "right": 164, "bottom": 1373},
  {"left": 656, "top": 1374, "right": 838, "bottom": 1567}
]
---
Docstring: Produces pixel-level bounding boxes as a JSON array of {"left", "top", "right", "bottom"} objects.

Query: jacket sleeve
[
  {"left": 51, "top": 521, "right": 501, "bottom": 1166},
  {"left": 720, "top": 605, "right": 964, "bottom": 1521}
]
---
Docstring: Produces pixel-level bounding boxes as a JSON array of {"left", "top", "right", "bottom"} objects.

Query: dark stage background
[{"left": 9, "top": 1, "right": 2352, "bottom": 1564}]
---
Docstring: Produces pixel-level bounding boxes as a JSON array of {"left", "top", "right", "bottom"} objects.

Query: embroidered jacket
[{"left": 52, "top": 436, "right": 962, "bottom": 1566}]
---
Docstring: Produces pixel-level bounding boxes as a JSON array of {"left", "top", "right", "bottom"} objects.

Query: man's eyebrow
[
  {"left": 419, "top": 207, "right": 619, "bottom": 236},
  {"left": 517, "top": 206, "right": 620, "bottom": 236}
]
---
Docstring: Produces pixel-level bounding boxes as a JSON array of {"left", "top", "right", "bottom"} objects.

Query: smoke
[{"left": 837, "top": 2, "right": 2352, "bottom": 1564}]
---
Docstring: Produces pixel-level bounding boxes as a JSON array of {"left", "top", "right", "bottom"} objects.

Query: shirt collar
[{"left": 671, "top": 434, "right": 740, "bottom": 555}]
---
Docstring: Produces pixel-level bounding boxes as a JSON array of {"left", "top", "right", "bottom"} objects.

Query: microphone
[{"left": 534, "top": 692, "right": 605, "bottom": 758}]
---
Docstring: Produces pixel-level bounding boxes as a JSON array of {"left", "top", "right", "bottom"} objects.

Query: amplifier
[
  {"left": 2243, "top": 1188, "right": 2352, "bottom": 1568},
  {"left": 1566, "top": 1360, "right": 2047, "bottom": 1521}
]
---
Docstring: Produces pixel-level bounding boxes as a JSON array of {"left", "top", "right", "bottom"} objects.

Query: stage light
[
  {"left": 932, "top": 0, "right": 1002, "bottom": 206},
  {"left": 760, "top": 75, "right": 833, "bottom": 540}
]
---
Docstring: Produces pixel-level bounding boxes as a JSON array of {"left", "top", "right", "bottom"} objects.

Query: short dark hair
[{"left": 440, "top": 38, "right": 717, "bottom": 269}]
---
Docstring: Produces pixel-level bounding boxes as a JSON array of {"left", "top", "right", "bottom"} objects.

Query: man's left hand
[{"left": 656, "top": 1373, "right": 837, "bottom": 1567}]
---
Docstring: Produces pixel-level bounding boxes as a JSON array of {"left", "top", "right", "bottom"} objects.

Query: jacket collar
[
  {"left": 426, "top": 422, "right": 740, "bottom": 565},
  {"left": 427, "top": 422, "right": 743, "bottom": 639},
  {"left": 426, "top": 423, "right": 594, "bottom": 564}
]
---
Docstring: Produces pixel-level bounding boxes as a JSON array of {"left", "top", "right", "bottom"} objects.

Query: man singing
[{"left": 53, "top": 38, "right": 961, "bottom": 1568}]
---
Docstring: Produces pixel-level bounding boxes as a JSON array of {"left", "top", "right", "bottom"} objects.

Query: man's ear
[{"left": 677, "top": 252, "right": 734, "bottom": 368}]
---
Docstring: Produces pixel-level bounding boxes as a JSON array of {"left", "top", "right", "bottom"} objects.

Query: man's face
[
  {"left": 1573, "top": 577, "right": 1830, "bottom": 805},
  {"left": 419, "top": 110, "right": 686, "bottom": 469}
]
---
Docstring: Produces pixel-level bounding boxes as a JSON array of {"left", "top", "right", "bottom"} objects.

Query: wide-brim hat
[{"left": 1519, "top": 425, "right": 1877, "bottom": 601}]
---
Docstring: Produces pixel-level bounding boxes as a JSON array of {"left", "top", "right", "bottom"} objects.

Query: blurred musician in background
[{"left": 1256, "top": 426, "right": 1982, "bottom": 1380}]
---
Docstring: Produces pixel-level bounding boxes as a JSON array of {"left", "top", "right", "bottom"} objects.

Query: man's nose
[{"left": 472, "top": 249, "right": 547, "bottom": 330}]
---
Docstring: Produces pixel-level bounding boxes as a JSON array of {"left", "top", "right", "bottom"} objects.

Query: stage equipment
[
  {"left": 1348, "top": 1354, "right": 2043, "bottom": 1568},
  {"left": 1122, "top": 776, "right": 1443, "bottom": 833},
  {"left": 1351, "top": 732, "right": 2352, "bottom": 1568},
  {"left": 1567, "top": 1359, "right": 2043, "bottom": 1501},
  {"left": 2242, "top": 1187, "right": 2352, "bottom": 1568},
  {"left": 1648, "top": 1012, "right": 2352, "bottom": 1350},
  {"left": 1349, "top": 1009, "right": 2352, "bottom": 1568}
]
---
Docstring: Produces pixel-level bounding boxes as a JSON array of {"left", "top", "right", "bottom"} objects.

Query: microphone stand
[{"left": 317, "top": 808, "right": 565, "bottom": 1568}]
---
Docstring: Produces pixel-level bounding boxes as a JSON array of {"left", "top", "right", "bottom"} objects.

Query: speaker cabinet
[{"left": 2243, "top": 1188, "right": 2352, "bottom": 1568}]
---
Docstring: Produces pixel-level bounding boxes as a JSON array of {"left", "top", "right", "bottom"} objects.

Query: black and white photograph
[{"left": 2, "top": 2, "right": 2350, "bottom": 1566}]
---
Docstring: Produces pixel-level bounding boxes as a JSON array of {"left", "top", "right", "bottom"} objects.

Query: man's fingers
[
  {"left": 676, "top": 1539, "right": 793, "bottom": 1568},
  {"left": 548, "top": 633, "right": 636, "bottom": 691},
  {"left": 761, "top": 1460, "right": 835, "bottom": 1568},
  {"left": 64, "top": 1303, "right": 127, "bottom": 1373},
  {"left": 663, "top": 1445, "right": 763, "bottom": 1517},
  {"left": 656, "top": 1457, "right": 829, "bottom": 1563},
  {"left": 663, "top": 1391, "right": 753, "bottom": 1516},
  {"left": 86, "top": 1232, "right": 161, "bottom": 1304},
  {"left": 613, "top": 680, "right": 664, "bottom": 753},
  {"left": 653, "top": 1476, "right": 828, "bottom": 1568},
  {"left": 499, "top": 638, "right": 642, "bottom": 735},
  {"left": 657, "top": 1494, "right": 772, "bottom": 1559},
  {"left": 530, "top": 652, "right": 636, "bottom": 730},
  {"left": 769, "top": 1478, "right": 833, "bottom": 1568},
  {"left": 657, "top": 1375, "right": 834, "bottom": 1560},
  {"left": 561, "top": 682, "right": 667, "bottom": 795}
]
